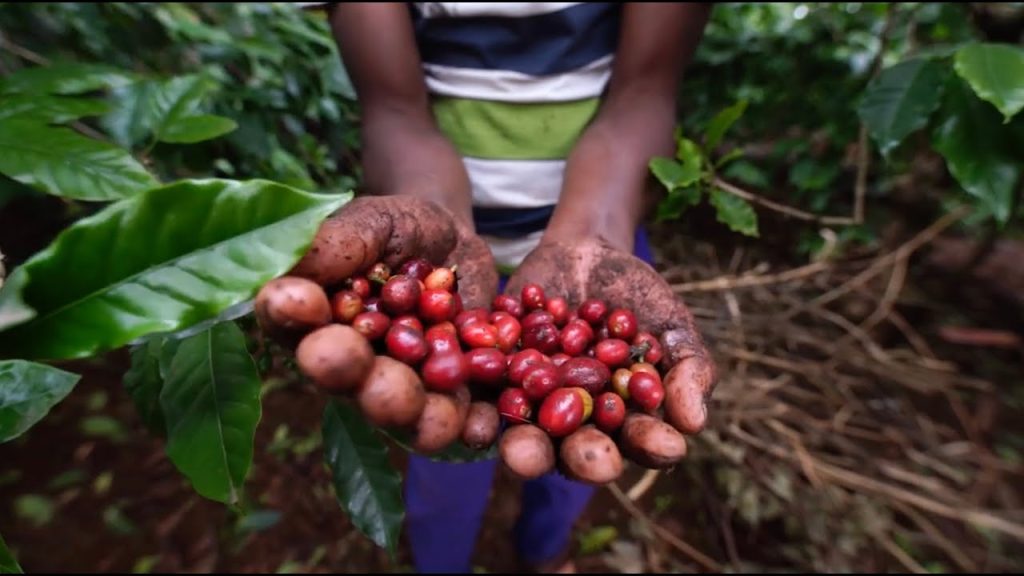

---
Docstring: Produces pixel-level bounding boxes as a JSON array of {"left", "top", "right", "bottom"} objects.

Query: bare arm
[
  {"left": 327, "top": 2, "right": 475, "bottom": 227},
  {"left": 542, "top": 3, "right": 713, "bottom": 252}
]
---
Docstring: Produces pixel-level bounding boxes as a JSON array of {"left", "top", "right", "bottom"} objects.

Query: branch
[
  {"left": 672, "top": 259, "right": 832, "bottom": 293},
  {"left": 607, "top": 481, "right": 723, "bottom": 572},
  {"left": 711, "top": 176, "right": 856, "bottom": 226}
]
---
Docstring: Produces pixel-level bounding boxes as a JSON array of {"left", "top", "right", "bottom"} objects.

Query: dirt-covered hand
[
  {"left": 505, "top": 237, "right": 717, "bottom": 436},
  {"left": 289, "top": 195, "right": 499, "bottom": 309}
]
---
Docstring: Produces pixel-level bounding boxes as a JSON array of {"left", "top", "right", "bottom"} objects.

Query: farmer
[{"left": 304, "top": 2, "right": 717, "bottom": 572}]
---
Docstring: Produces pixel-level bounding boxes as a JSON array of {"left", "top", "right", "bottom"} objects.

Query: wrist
[
  {"left": 360, "top": 113, "right": 475, "bottom": 229},
  {"left": 542, "top": 210, "right": 635, "bottom": 254}
]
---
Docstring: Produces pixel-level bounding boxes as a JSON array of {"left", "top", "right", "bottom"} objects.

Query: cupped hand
[
  {"left": 505, "top": 236, "right": 717, "bottom": 436},
  {"left": 289, "top": 195, "right": 498, "bottom": 309}
]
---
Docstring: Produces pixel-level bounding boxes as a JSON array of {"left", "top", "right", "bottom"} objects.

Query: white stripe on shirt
[
  {"left": 463, "top": 157, "right": 565, "bottom": 208},
  {"left": 422, "top": 55, "right": 613, "bottom": 103},
  {"left": 414, "top": 3, "right": 583, "bottom": 19},
  {"left": 482, "top": 230, "right": 546, "bottom": 269}
]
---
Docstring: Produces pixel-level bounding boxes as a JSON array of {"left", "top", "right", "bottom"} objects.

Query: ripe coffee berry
[
  {"left": 398, "top": 258, "right": 434, "bottom": 282},
  {"left": 595, "top": 339, "right": 631, "bottom": 368},
  {"left": 385, "top": 325, "right": 429, "bottom": 366},
  {"left": 393, "top": 314, "right": 424, "bottom": 334},
  {"left": 578, "top": 299, "right": 608, "bottom": 326},
  {"left": 460, "top": 322, "right": 498, "bottom": 349},
  {"left": 633, "top": 332, "right": 664, "bottom": 365},
  {"left": 628, "top": 371, "right": 665, "bottom": 412},
  {"left": 522, "top": 364, "right": 563, "bottom": 401},
  {"left": 421, "top": 351, "right": 470, "bottom": 393},
  {"left": 349, "top": 277, "right": 371, "bottom": 300},
  {"left": 498, "top": 387, "right": 532, "bottom": 424},
  {"left": 425, "top": 325, "right": 460, "bottom": 355},
  {"left": 507, "top": 349, "right": 550, "bottom": 386},
  {"left": 521, "top": 283, "right": 546, "bottom": 311},
  {"left": 593, "top": 392, "right": 626, "bottom": 433},
  {"left": 492, "top": 294, "right": 524, "bottom": 318},
  {"left": 466, "top": 348, "right": 507, "bottom": 387},
  {"left": 381, "top": 275, "right": 421, "bottom": 315},
  {"left": 606, "top": 309, "right": 638, "bottom": 342},
  {"left": 419, "top": 289, "right": 457, "bottom": 324},
  {"left": 545, "top": 297, "right": 570, "bottom": 327},
  {"left": 330, "top": 290, "right": 363, "bottom": 323},
  {"left": 352, "top": 311, "right": 390, "bottom": 341}
]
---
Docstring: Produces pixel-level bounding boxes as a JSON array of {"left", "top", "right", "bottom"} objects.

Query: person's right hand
[
  {"left": 289, "top": 194, "right": 498, "bottom": 310},
  {"left": 254, "top": 194, "right": 497, "bottom": 454}
]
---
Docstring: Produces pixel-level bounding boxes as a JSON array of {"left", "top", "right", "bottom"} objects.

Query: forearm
[
  {"left": 359, "top": 108, "right": 475, "bottom": 227},
  {"left": 328, "top": 2, "right": 474, "bottom": 228},
  {"left": 543, "top": 96, "right": 676, "bottom": 252},
  {"left": 543, "top": 3, "right": 712, "bottom": 252}
]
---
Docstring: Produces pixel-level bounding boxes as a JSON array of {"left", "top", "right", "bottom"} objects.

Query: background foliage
[{"left": 1, "top": 2, "right": 1022, "bottom": 573}]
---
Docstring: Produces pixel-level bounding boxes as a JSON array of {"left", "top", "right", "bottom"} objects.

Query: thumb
[
  {"left": 660, "top": 328, "right": 718, "bottom": 435},
  {"left": 289, "top": 196, "right": 458, "bottom": 287}
]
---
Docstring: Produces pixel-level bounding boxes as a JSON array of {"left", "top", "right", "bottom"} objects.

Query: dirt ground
[
  {"left": 2, "top": 195, "right": 1023, "bottom": 574},
  {"left": 0, "top": 348, "right": 717, "bottom": 574}
]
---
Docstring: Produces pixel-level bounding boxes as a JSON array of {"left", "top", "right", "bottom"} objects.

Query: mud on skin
[
  {"left": 505, "top": 237, "right": 719, "bottom": 435},
  {"left": 289, "top": 196, "right": 498, "bottom": 309}
]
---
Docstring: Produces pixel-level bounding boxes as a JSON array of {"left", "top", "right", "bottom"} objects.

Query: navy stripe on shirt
[
  {"left": 410, "top": 3, "right": 621, "bottom": 76},
  {"left": 473, "top": 205, "right": 555, "bottom": 238}
]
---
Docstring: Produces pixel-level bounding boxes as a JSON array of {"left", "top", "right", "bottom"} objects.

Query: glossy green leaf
[
  {"left": 0, "top": 118, "right": 158, "bottom": 201},
  {"left": 656, "top": 186, "right": 703, "bottom": 222},
  {"left": 322, "top": 401, "right": 404, "bottom": 559},
  {"left": 102, "top": 75, "right": 215, "bottom": 148},
  {"left": 160, "top": 322, "right": 262, "bottom": 505},
  {"left": 0, "top": 360, "right": 80, "bottom": 443},
  {"left": 0, "top": 532, "right": 21, "bottom": 574},
  {"left": 704, "top": 100, "right": 748, "bottom": 152},
  {"left": 932, "top": 79, "right": 1023, "bottom": 225},
  {"left": 0, "top": 179, "right": 350, "bottom": 360},
  {"left": 954, "top": 42, "right": 1024, "bottom": 122},
  {"left": 123, "top": 338, "right": 167, "bottom": 436},
  {"left": 710, "top": 188, "right": 759, "bottom": 237},
  {"left": 858, "top": 58, "right": 946, "bottom": 156},
  {"left": 649, "top": 158, "right": 701, "bottom": 192},
  {"left": 0, "top": 62, "right": 135, "bottom": 96},
  {"left": 0, "top": 95, "right": 110, "bottom": 123},
  {"left": 160, "top": 114, "right": 238, "bottom": 144},
  {"left": 675, "top": 137, "right": 705, "bottom": 168},
  {"left": 723, "top": 160, "right": 770, "bottom": 188}
]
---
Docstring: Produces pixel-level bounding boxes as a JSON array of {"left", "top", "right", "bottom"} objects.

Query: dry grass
[{"left": 612, "top": 207, "right": 1024, "bottom": 572}]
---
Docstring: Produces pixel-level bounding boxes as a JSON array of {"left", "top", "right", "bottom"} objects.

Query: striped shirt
[{"left": 306, "top": 2, "right": 622, "bottom": 268}]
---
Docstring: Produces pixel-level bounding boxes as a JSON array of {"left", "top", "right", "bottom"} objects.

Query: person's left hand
[{"left": 505, "top": 236, "right": 718, "bottom": 438}]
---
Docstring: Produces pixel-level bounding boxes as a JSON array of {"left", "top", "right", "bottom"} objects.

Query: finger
[
  {"left": 289, "top": 196, "right": 458, "bottom": 287},
  {"left": 446, "top": 231, "right": 499, "bottom": 310},
  {"left": 660, "top": 332, "right": 717, "bottom": 435}
]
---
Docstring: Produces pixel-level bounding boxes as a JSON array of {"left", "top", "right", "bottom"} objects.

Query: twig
[
  {"left": 854, "top": 123, "right": 870, "bottom": 224},
  {"left": 712, "top": 176, "right": 856, "bottom": 226},
  {"left": 672, "top": 259, "right": 832, "bottom": 293},
  {"left": 727, "top": 424, "right": 1024, "bottom": 542},
  {"left": 853, "top": 4, "right": 899, "bottom": 224},
  {"left": 887, "top": 310, "right": 939, "bottom": 360},
  {"left": 858, "top": 253, "right": 908, "bottom": 332},
  {"left": 874, "top": 530, "right": 929, "bottom": 574},
  {"left": 788, "top": 206, "right": 971, "bottom": 317},
  {"left": 626, "top": 469, "right": 661, "bottom": 502},
  {"left": 891, "top": 501, "right": 979, "bottom": 573},
  {"left": 607, "top": 482, "right": 723, "bottom": 572},
  {"left": 0, "top": 34, "right": 49, "bottom": 65}
]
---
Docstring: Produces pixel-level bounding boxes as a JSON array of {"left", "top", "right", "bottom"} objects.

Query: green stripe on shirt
[{"left": 431, "top": 96, "right": 600, "bottom": 160}]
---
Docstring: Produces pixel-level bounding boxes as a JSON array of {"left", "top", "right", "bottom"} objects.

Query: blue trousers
[{"left": 404, "top": 229, "right": 655, "bottom": 573}]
